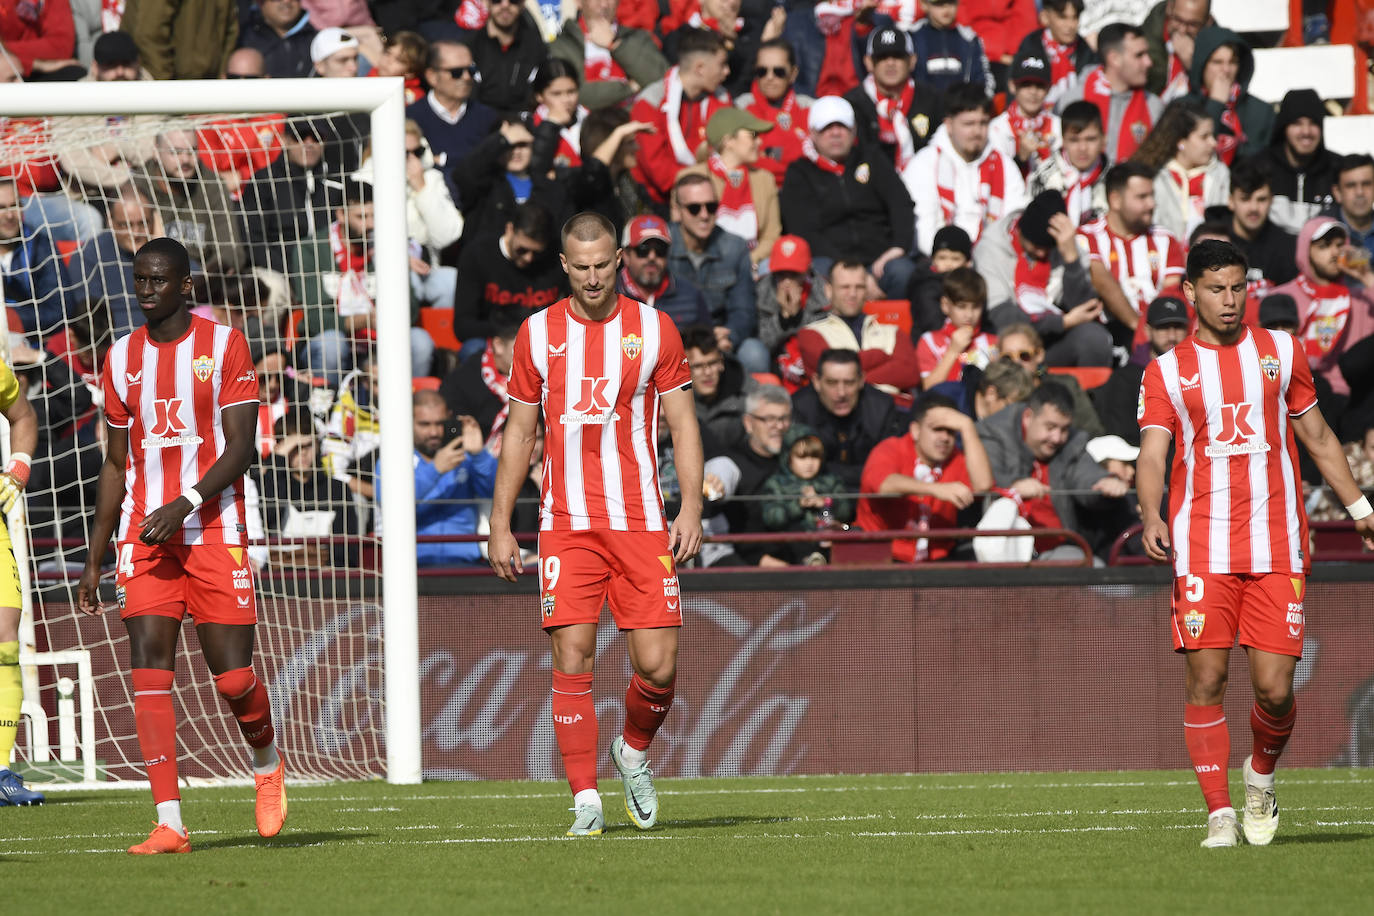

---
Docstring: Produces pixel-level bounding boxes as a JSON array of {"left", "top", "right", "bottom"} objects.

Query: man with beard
[
  {"left": 844, "top": 26, "right": 940, "bottom": 172},
  {"left": 0, "top": 177, "right": 69, "bottom": 336},
  {"left": 241, "top": 117, "right": 332, "bottom": 273},
  {"left": 790, "top": 348, "right": 905, "bottom": 489},
  {"left": 1055, "top": 22, "right": 1162, "bottom": 163},
  {"left": 615, "top": 215, "right": 710, "bottom": 332},
  {"left": 461, "top": 0, "right": 549, "bottom": 112},
  {"left": 1260, "top": 89, "right": 1340, "bottom": 234},
  {"left": 1219, "top": 155, "right": 1299, "bottom": 298}
]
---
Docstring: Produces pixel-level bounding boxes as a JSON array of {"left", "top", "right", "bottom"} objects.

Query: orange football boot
[
  {"left": 254, "top": 754, "right": 288, "bottom": 837},
  {"left": 128, "top": 823, "right": 191, "bottom": 855}
]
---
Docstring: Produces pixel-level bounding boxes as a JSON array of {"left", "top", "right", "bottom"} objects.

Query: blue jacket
[
  {"left": 2, "top": 228, "right": 69, "bottom": 335},
  {"left": 667, "top": 223, "right": 757, "bottom": 347},
  {"left": 380, "top": 448, "right": 498, "bottom": 567},
  {"left": 909, "top": 20, "right": 993, "bottom": 97},
  {"left": 70, "top": 232, "right": 143, "bottom": 337},
  {"left": 616, "top": 269, "right": 711, "bottom": 333}
]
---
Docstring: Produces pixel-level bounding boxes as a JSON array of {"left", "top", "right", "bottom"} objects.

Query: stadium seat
[
  {"left": 751, "top": 371, "right": 783, "bottom": 387},
  {"left": 1323, "top": 116, "right": 1374, "bottom": 155},
  {"left": 419, "top": 307, "right": 462, "bottom": 351},
  {"left": 1248, "top": 45, "right": 1356, "bottom": 104},
  {"left": 1047, "top": 366, "right": 1112, "bottom": 389},
  {"left": 1211, "top": 0, "right": 1288, "bottom": 34},
  {"left": 411, "top": 376, "right": 440, "bottom": 392},
  {"left": 863, "top": 299, "right": 912, "bottom": 336}
]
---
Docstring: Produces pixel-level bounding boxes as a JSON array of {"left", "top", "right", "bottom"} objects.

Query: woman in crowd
[{"left": 1132, "top": 99, "right": 1229, "bottom": 242}]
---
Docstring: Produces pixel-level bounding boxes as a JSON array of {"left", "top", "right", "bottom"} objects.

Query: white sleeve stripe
[
  {"left": 1290, "top": 400, "right": 1318, "bottom": 417},
  {"left": 508, "top": 394, "right": 540, "bottom": 405},
  {"left": 1139, "top": 424, "right": 1172, "bottom": 434}
]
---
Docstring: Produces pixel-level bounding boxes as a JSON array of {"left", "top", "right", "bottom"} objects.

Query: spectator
[
  {"left": 958, "top": 0, "right": 1038, "bottom": 81},
  {"left": 131, "top": 125, "right": 249, "bottom": 283},
  {"left": 616, "top": 215, "right": 711, "bottom": 331},
  {"left": 674, "top": 109, "right": 779, "bottom": 264},
  {"left": 682, "top": 324, "right": 752, "bottom": 453},
  {"left": 909, "top": 0, "right": 994, "bottom": 96},
  {"left": 439, "top": 306, "right": 525, "bottom": 442},
  {"left": 995, "top": 322, "right": 1105, "bottom": 435},
  {"left": 1185, "top": 25, "right": 1271, "bottom": 166},
  {"left": 255, "top": 421, "right": 361, "bottom": 570},
  {"left": 1221, "top": 155, "right": 1299, "bottom": 297},
  {"left": 791, "top": 348, "right": 905, "bottom": 488},
  {"left": 976, "top": 190, "right": 1109, "bottom": 366},
  {"left": 855, "top": 392, "right": 993, "bottom": 562},
  {"left": 971, "top": 358, "right": 1035, "bottom": 419},
  {"left": 310, "top": 26, "right": 359, "bottom": 77},
  {"left": 1257, "top": 292, "right": 1300, "bottom": 336},
  {"left": 668, "top": 173, "right": 766, "bottom": 372},
  {"left": 663, "top": 0, "right": 786, "bottom": 99},
  {"left": 528, "top": 58, "right": 586, "bottom": 169},
  {"left": 0, "top": 0, "right": 75, "bottom": 79},
  {"left": 797, "top": 259, "right": 922, "bottom": 394},
  {"left": 701, "top": 383, "right": 792, "bottom": 566},
  {"left": 1133, "top": 98, "right": 1227, "bottom": 241},
  {"left": 1273, "top": 217, "right": 1374, "bottom": 406},
  {"left": 392, "top": 120, "right": 463, "bottom": 309},
  {"left": 405, "top": 40, "right": 500, "bottom": 201},
  {"left": 1329, "top": 154, "right": 1374, "bottom": 262},
  {"left": 1093, "top": 293, "right": 1188, "bottom": 444},
  {"left": 844, "top": 25, "right": 940, "bottom": 172},
  {"left": 239, "top": 0, "right": 317, "bottom": 79},
  {"left": 368, "top": 30, "right": 426, "bottom": 105},
  {"left": 779, "top": 96, "right": 916, "bottom": 299},
  {"left": 916, "top": 267, "right": 999, "bottom": 390},
  {"left": 383, "top": 390, "right": 496, "bottom": 567},
  {"left": 736, "top": 38, "right": 814, "bottom": 188},
  {"left": 569, "top": 107, "right": 656, "bottom": 234},
  {"left": 760, "top": 429, "right": 855, "bottom": 565},
  {"left": 1078, "top": 161, "right": 1185, "bottom": 347},
  {"left": 906, "top": 225, "right": 974, "bottom": 339},
  {"left": 196, "top": 51, "right": 283, "bottom": 198},
  {"left": 1028, "top": 100, "right": 1109, "bottom": 226},
  {"left": 68, "top": 190, "right": 157, "bottom": 336},
  {"left": 251, "top": 344, "right": 311, "bottom": 458},
  {"left": 240, "top": 116, "right": 331, "bottom": 273},
  {"left": 989, "top": 50, "right": 1061, "bottom": 177},
  {"left": 462, "top": 0, "right": 548, "bottom": 114},
  {"left": 453, "top": 202, "right": 567, "bottom": 348},
  {"left": 755, "top": 234, "right": 829, "bottom": 376},
  {"left": 548, "top": 0, "right": 667, "bottom": 109},
  {"left": 905, "top": 83, "right": 1027, "bottom": 256},
  {"left": 0, "top": 177, "right": 68, "bottom": 336},
  {"left": 1260, "top": 89, "right": 1339, "bottom": 235},
  {"left": 1015, "top": 0, "right": 1098, "bottom": 108},
  {"left": 300, "top": 0, "right": 374, "bottom": 29},
  {"left": 629, "top": 29, "right": 732, "bottom": 204},
  {"left": 121, "top": 0, "right": 238, "bottom": 79},
  {"left": 1141, "top": 0, "right": 1211, "bottom": 101},
  {"left": 1055, "top": 21, "right": 1162, "bottom": 163},
  {"left": 975, "top": 381, "right": 1127, "bottom": 563}
]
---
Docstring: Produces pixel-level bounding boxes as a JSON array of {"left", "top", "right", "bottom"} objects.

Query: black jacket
[
  {"left": 462, "top": 13, "right": 550, "bottom": 114},
  {"left": 452, "top": 232, "right": 567, "bottom": 341},
  {"left": 240, "top": 155, "right": 331, "bottom": 272},
  {"left": 1260, "top": 89, "right": 1340, "bottom": 233},
  {"left": 238, "top": 10, "right": 315, "bottom": 79},
  {"left": 790, "top": 384, "right": 904, "bottom": 490},
  {"left": 843, "top": 80, "right": 941, "bottom": 167},
  {"left": 779, "top": 143, "right": 914, "bottom": 264},
  {"left": 439, "top": 347, "right": 508, "bottom": 440}
]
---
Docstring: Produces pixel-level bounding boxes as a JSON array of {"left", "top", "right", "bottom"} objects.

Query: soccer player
[
  {"left": 1137, "top": 239, "right": 1374, "bottom": 848},
  {"left": 75, "top": 238, "right": 286, "bottom": 854},
  {"left": 487, "top": 211, "right": 704, "bottom": 837},
  {"left": 0, "top": 359, "right": 41, "bottom": 806}
]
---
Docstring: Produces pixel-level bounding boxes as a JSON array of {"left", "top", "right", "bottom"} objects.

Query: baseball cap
[
  {"left": 931, "top": 225, "right": 972, "bottom": 259},
  {"left": 623, "top": 215, "right": 670, "bottom": 248},
  {"left": 770, "top": 235, "right": 811, "bottom": 274},
  {"left": 1258, "top": 293, "right": 1300, "bottom": 329},
  {"left": 706, "top": 108, "right": 775, "bottom": 149},
  {"left": 1146, "top": 295, "right": 1190, "bottom": 329},
  {"left": 866, "top": 26, "right": 915, "bottom": 60},
  {"left": 94, "top": 31, "right": 140, "bottom": 67},
  {"left": 809, "top": 96, "right": 855, "bottom": 132},
  {"left": 1309, "top": 217, "right": 1349, "bottom": 245},
  {"left": 1086, "top": 435, "right": 1140, "bottom": 464},
  {"left": 311, "top": 27, "right": 359, "bottom": 65},
  {"left": 1010, "top": 51, "right": 1050, "bottom": 86}
]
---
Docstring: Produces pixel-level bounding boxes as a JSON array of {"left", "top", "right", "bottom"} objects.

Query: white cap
[
  {"left": 808, "top": 96, "right": 855, "bottom": 132},
  {"left": 1086, "top": 435, "right": 1141, "bottom": 464},
  {"left": 311, "top": 27, "right": 359, "bottom": 65}
]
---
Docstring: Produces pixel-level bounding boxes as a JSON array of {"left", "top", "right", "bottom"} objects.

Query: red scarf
[
  {"left": 707, "top": 153, "right": 758, "bottom": 245},
  {"left": 687, "top": 7, "right": 743, "bottom": 36},
  {"left": 816, "top": 9, "right": 868, "bottom": 98},
  {"left": 579, "top": 16, "right": 627, "bottom": 83},
  {"left": 1081, "top": 66, "right": 1153, "bottom": 160},
  {"left": 619, "top": 266, "right": 670, "bottom": 305},
  {"left": 802, "top": 138, "right": 846, "bottom": 175},
  {"left": 1011, "top": 224, "right": 1053, "bottom": 317},
  {"left": 328, "top": 220, "right": 374, "bottom": 318},
  {"left": 1161, "top": 37, "right": 1190, "bottom": 101},
  {"left": 1216, "top": 83, "right": 1245, "bottom": 166},
  {"left": 101, "top": 0, "right": 123, "bottom": 31},
  {"left": 1064, "top": 156, "right": 1106, "bottom": 224},
  {"left": 745, "top": 82, "right": 808, "bottom": 186},
  {"left": 934, "top": 142, "right": 1007, "bottom": 241},
  {"left": 863, "top": 75, "right": 917, "bottom": 169},
  {"left": 1296, "top": 274, "right": 1353, "bottom": 359},
  {"left": 533, "top": 105, "right": 584, "bottom": 167},
  {"left": 480, "top": 343, "right": 510, "bottom": 439},
  {"left": 1042, "top": 30, "right": 1077, "bottom": 87},
  {"left": 1021, "top": 459, "right": 1066, "bottom": 552},
  {"left": 1006, "top": 103, "right": 1054, "bottom": 163}
]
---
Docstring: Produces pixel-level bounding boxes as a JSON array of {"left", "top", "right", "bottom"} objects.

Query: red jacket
[
  {"left": 0, "top": 0, "right": 75, "bottom": 75},
  {"left": 958, "top": 0, "right": 1037, "bottom": 65}
]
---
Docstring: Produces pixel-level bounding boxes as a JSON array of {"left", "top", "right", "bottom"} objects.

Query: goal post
[{"left": 1, "top": 78, "right": 422, "bottom": 785}]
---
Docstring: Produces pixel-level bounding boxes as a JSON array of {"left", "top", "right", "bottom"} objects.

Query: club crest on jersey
[
  {"left": 1260, "top": 355, "right": 1280, "bottom": 381},
  {"left": 541, "top": 593, "right": 556, "bottom": 617},
  {"left": 855, "top": 163, "right": 870, "bottom": 184},
  {"left": 192, "top": 355, "right": 215, "bottom": 382},
  {"left": 1184, "top": 609, "right": 1205, "bottom": 639},
  {"left": 622, "top": 333, "right": 643, "bottom": 361}
]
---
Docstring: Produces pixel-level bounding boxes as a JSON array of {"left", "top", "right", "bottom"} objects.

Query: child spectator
[
  {"left": 1015, "top": 0, "right": 1097, "bottom": 108},
  {"left": 1028, "top": 100, "right": 1109, "bottom": 226},
  {"left": 907, "top": 225, "right": 973, "bottom": 339},
  {"left": 989, "top": 50, "right": 1062, "bottom": 177},
  {"left": 916, "top": 267, "right": 999, "bottom": 390},
  {"left": 370, "top": 31, "right": 427, "bottom": 104},
  {"left": 760, "top": 429, "right": 855, "bottom": 565}
]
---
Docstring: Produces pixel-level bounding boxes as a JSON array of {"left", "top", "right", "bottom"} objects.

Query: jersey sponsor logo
[
  {"left": 1260, "top": 355, "right": 1280, "bottom": 382},
  {"left": 1286, "top": 602, "right": 1304, "bottom": 627},
  {"left": 1205, "top": 403, "right": 1270, "bottom": 458},
  {"left": 663, "top": 576, "right": 679, "bottom": 599},
  {"left": 1136, "top": 385, "right": 1146, "bottom": 421},
  {"left": 192, "top": 355, "right": 216, "bottom": 382},
  {"left": 1183, "top": 609, "right": 1205, "bottom": 639},
  {"left": 115, "top": 584, "right": 126, "bottom": 609},
  {"left": 541, "top": 593, "right": 556, "bottom": 617},
  {"left": 622, "top": 333, "right": 643, "bottom": 361},
  {"left": 125, "top": 370, "right": 142, "bottom": 385},
  {"left": 548, "top": 343, "right": 567, "bottom": 358},
  {"left": 237, "top": 594, "right": 252, "bottom": 607},
  {"left": 562, "top": 377, "right": 619, "bottom": 425},
  {"left": 143, "top": 398, "right": 205, "bottom": 449},
  {"left": 144, "top": 754, "right": 168, "bottom": 767},
  {"left": 232, "top": 567, "right": 251, "bottom": 590},
  {"left": 237, "top": 371, "right": 256, "bottom": 383},
  {"left": 1194, "top": 763, "right": 1220, "bottom": 773},
  {"left": 553, "top": 712, "right": 583, "bottom": 724},
  {"left": 1179, "top": 372, "right": 1200, "bottom": 390}
]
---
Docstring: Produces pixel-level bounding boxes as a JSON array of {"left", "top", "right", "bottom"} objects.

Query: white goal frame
[{"left": 2, "top": 79, "right": 422, "bottom": 785}]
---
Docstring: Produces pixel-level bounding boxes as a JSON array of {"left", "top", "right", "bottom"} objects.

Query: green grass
[{"left": 5, "top": 770, "right": 1374, "bottom": 915}]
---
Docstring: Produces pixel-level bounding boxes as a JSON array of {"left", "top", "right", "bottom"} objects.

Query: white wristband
[
  {"left": 183, "top": 488, "right": 204, "bottom": 509},
  {"left": 1348, "top": 495, "right": 1373, "bottom": 521}
]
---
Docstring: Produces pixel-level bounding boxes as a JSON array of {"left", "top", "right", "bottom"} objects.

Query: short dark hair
[
  {"left": 1042, "top": 0, "right": 1085, "bottom": 13},
  {"left": 135, "top": 237, "right": 192, "bottom": 279},
  {"left": 1228, "top": 155, "right": 1272, "bottom": 196},
  {"left": 1096, "top": 22, "right": 1143, "bottom": 61},
  {"left": 509, "top": 201, "right": 552, "bottom": 246},
  {"left": 911, "top": 392, "right": 960, "bottom": 424},
  {"left": 681, "top": 324, "right": 719, "bottom": 355},
  {"left": 1104, "top": 160, "right": 1155, "bottom": 199},
  {"left": 1185, "top": 238, "right": 1249, "bottom": 284},
  {"left": 673, "top": 171, "right": 715, "bottom": 202},
  {"left": 532, "top": 57, "right": 579, "bottom": 95},
  {"left": 1026, "top": 381, "right": 1075, "bottom": 418},
  {"left": 1188, "top": 219, "right": 1233, "bottom": 247},
  {"left": 560, "top": 211, "right": 615, "bottom": 247},
  {"left": 941, "top": 266, "right": 986, "bottom": 305},
  {"left": 756, "top": 37, "right": 796, "bottom": 67},
  {"left": 816, "top": 348, "right": 861, "bottom": 375},
  {"left": 828, "top": 258, "right": 869, "bottom": 280},
  {"left": 580, "top": 105, "right": 629, "bottom": 163},
  {"left": 492, "top": 306, "right": 529, "bottom": 340},
  {"left": 1337, "top": 153, "right": 1374, "bottom": 182},
  {"left": 678, "top": 29, "right": 727, "bottom": 61},
  {"left": 335, "top": 176, "right": 373, "bottom": 209},
  {"left": 943, "top": 82, "right": 992, "bottom": 119},
  {"left": 1060, "top": 100, "right": 1103, "bottom": 137},
  {"left": 425, "top": 39, "right": 467, "bottom": 71}
]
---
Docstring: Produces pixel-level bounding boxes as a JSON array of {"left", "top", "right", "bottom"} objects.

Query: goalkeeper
[{"left": 0, "top": 355, "right": 42, "bottom": 806}]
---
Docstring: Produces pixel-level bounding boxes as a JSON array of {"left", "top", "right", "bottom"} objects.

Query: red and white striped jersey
[
  {"left": 1077, "top": 216, "right": 1185, "bottom": 320},
  {"left": 1139, "top": 327, "right": 1318, "bottom": 577},
  {"left": 507, "top": 295, "right": 692, "bottom": 532},
  {"left": 101, "top": 315, "right": 260, "bottom": 546}
]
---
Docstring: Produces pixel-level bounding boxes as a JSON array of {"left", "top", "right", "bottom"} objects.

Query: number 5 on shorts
[
  {"left": 1184, "top": 574, "right": 1204, "bottom": 603},
  {"left": 541, "top": 555, "right": 560, "bottom": 592},
  {"left": 118, "top": 543, "right": 135, "bottom": 581}
]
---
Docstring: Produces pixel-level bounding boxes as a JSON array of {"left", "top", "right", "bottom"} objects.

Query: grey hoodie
[{"left": 974, "top": 211, "right": 1098, "bottom": 338}]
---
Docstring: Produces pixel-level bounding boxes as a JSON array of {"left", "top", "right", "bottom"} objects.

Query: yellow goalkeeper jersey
[{"left": 0, "top": 360, "right": 18, "bottom": 413}]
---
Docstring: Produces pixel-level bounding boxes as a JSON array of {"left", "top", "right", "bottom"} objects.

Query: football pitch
[{"left": 5, "top": 770, "right": 1373, "bottom": 914}]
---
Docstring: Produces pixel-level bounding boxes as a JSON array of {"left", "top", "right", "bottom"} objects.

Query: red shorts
[
  {"left": 536, "top": 529, "right": 683, "bottom": 631},
  {"left": 115, "top": 541, "right": 258, "bottom": 626},
  {"left": 1171, "top": 573, "right": 1305, "bottom": 657}
]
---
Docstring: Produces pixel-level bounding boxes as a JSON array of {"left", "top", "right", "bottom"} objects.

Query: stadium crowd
[{"left": 1, "top": 0, "right": 1373, "bottom": 570}]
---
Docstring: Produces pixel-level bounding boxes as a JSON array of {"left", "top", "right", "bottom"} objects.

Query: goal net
[{"left": 1, "top": 80, "right": 422, "bottom": 787}]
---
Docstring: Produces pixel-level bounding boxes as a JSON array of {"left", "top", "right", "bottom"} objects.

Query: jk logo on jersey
[
  {"left": 561, "top": 376, "right": 619, "bottom": 425},
  {"left": 1205, "top": 402, "right": 1270, "bottom": 458},
  {"left": 149, "top": 398, "right": 187, "bottom": 436}
]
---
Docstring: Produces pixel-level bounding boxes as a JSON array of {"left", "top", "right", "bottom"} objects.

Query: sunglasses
[
  {"left": 633, "top": 241, "right": 669, "bottom": 258},
  {"left": 444, "top": 65, "right": 479, "bottom": 79},
  {"left": 407, "top": 142, "right": 429, "bottom": 158},
  {"left": 512, "top": 244, "right": 544, "bottom": 260},
  {"left": 754, "top": 66, "right": 789, "bottom": 79},
  {"left": 682, "top": 201, "right": 719, "bottom": 217}
]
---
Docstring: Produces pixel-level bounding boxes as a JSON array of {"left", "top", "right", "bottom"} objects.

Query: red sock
[
  {"left": 212, "top": 667, "right": 275, "bottom": 749},
  {"left": 1250, "top": 701, "right": 1297, "bottom": 775},
  {"left": 551, "top": 671, "right": 598, "bottom": 795},
  {"left": 131, "top": 668, "right": 180, "bottom": 804},
  {"left": 1184, "top": 703, "right": 1231, "bottom": 812},
  {"left": 623, "top": 673, "right": 674, "bottom": 752}
]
